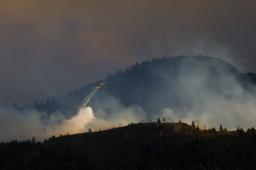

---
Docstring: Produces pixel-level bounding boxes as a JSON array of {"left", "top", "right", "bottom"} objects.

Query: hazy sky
[{"left": 0, "top": 0, "right": 256, "bottom": 103}]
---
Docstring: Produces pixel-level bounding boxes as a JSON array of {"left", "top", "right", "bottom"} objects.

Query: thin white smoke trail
[
  {"left": 80, "top": 88, "right": 98, "bottom": 108},
  {"left": 80, "top": 82, "right": 105, "bottom": 108}
]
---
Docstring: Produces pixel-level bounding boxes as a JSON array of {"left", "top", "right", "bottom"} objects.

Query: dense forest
[{"left": 1, "top": 121, "right": 256, "bottom": 170}]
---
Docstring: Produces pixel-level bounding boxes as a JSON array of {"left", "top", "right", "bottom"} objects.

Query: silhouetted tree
[
  {"left": 157, "top": 118, "right": 161, "bottom": 124},
  {"left": 191, "top": 121, "right": 195, "bottom": 128},
  {"left": 237, "top": 127, "right": 245, "bottom": 136},
  {"left": 196, "top": 125, "right": 200, "bottom": 132},
  {"left": 31, "top": 136, "right": 36, "bottom": 144},
  {"left": 88, "top": 128, "right": 92, "bottom": 133},
  {"left": 237, "top": 125, "right": 240, "bottom": 131},
  {"left": 219, "top": 124, "right": 223, "bottom": 131},
  {"left": 211, "top": 127, "right": 216, "bottom": 132},
  {"left": 162, "top": 117, "right": 166, "bottom": 123}
]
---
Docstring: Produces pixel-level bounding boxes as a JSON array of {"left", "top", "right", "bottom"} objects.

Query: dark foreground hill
[{"left": 1, "top": 122, "right": 256, "bottom": 170}]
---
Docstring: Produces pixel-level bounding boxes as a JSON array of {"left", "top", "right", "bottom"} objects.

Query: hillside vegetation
[{"left": 1, "top": 122, "right": 256, "bottom": 170}]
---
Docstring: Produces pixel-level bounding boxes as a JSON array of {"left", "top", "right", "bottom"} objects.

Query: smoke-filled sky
[{"left": 1, "top": 0, "right": 256, "bottom": 103}]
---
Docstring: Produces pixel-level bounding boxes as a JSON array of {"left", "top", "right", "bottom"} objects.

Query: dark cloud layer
[{"left": 0, "top": 0, "right": 256, "bottom": 103}]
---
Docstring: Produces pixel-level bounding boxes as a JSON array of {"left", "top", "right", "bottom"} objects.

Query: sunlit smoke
[
  {"left": 46, "top": 107, "right": 95, "bottom": 136},
  {"left": 0, "top": 105, "right": 139, "bottom": 142}
]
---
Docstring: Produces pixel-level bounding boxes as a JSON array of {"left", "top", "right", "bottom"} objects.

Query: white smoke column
[
  {"left": 45, "top": 83, "right": 105, "bottom": 136},
  {"left": 0, "top": 103, "right": 137, "bottom": 142},
  {"left": 46, "top": 98, "right": 144, "bottom": 136},
  {"left": 80, "top": 83, "right": 104, "bottom": 108},
  {"left": 46, "top": 107, "right": 95, "bottom": 136}
]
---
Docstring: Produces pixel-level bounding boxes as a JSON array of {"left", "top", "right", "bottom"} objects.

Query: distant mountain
[
  {"left": 1, "top": 122, "right": 256, "bottom": 170},
  {"left": 26, "top": 56, "right": 256, "bottom": 117}
]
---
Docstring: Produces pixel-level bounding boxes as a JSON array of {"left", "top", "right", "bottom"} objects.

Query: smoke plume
[
  {"left": 0, "top": 102, "right": 143, "bottom": 142},
  {"left": 1, "top": 56, "right": 256, "bottom": 142}
]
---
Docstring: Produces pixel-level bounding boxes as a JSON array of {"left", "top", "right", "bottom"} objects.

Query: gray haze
[{"left": 0, "top": 0, "right": 256, "bottom": 103}]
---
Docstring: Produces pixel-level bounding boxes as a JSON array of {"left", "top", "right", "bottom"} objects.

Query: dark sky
[{"left": 0, "top": 0, "right": 256, "bottom": 103}]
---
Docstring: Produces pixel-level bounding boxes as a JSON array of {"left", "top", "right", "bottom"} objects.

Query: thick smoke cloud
[
  {"left": 157, "top": 73, "right": 256, "bottom": 130},
  {"left": 1, "top": 71, "right": 256, "bottom": 142},
  {"left": 0, "top": 98, "right": 144, "bottom": 142},
  {"left": 145, "top": 57, "right": 256, "bottom": 130},
  {"left": 0, "top": 0, "right": 256, "bottom": 103}
]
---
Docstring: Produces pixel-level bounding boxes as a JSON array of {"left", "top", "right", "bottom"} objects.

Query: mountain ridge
[{"left": 21, "top": 55, "right": 256, "bottom": 118}]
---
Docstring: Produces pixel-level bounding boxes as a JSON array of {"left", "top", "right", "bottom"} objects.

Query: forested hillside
[
  {"left": 1, "top": 122, "right": 256, "bottom": 170},
  {"left": 24, "top": 56, "right": 256, "bottom": 118}
]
